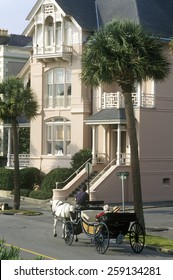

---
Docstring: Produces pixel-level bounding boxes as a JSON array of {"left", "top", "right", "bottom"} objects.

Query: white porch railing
[
  {"left": 95, "top": 153, "right": 130, "bottom": 165},
  {"left": 102, "top": 92, "right": 155, "bottom": 109},
  {"left": 35, "top": 45, "right": 72, "bottom": 56},
  {"left": 8, "top": 154, "right": 30, "bottom": 167}
]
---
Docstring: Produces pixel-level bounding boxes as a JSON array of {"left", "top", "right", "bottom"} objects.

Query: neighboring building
[
  {"left": 19, "top": 0, "right": 173, "bottom": 203},
  {"left": 0, "top": 28, "right": 32, "bottom": 166}
]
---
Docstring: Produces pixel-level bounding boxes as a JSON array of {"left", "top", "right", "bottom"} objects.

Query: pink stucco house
[{"left": 16, "top": 0, "right": 173, "bottom": 203}]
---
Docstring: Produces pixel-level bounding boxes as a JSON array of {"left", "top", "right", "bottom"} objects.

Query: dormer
[{"left": 26, "top": 1, "right": 73, "bottom": 63}]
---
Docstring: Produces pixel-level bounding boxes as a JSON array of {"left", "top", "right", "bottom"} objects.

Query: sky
[{"left": 0, "top": 0, "right": 37, "bottom": 35}]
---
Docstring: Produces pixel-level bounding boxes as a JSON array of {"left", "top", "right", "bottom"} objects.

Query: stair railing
[
  {"left": 89, "top": 158, "right": 117, "bottom": 186},
  {"left": 55, "top": 158, "right": 92, "bottom": 189}
]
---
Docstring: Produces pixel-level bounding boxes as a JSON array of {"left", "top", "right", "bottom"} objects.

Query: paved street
[{"left": 0, "top": 196, "right": 173, "bottom": 259}]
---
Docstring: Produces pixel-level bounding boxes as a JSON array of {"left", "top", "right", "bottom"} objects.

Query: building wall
[{"left": 0, "top": 45, "right": 29, "bottom": 82}]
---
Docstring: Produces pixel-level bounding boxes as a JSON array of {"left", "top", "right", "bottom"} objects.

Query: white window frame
[
  {"left": 46, "top": 117, "right": 71, "bottom": 156},
  {"left": 45, "top": 68, "right": 71, "bottom": 108}
]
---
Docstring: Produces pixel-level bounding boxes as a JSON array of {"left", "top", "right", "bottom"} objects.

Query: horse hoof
[
  {"left": 54, "top": 234, "right": 57, "bottom": 237},
  {"left": 62, "top": 236, "right": 64, "bottom": 239},
  {"left": 75, "top": 238, "right": 78, "bottom": 242}
]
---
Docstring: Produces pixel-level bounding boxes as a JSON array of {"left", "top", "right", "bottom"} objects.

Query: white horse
[{"left": 50, "top": 200, "right": 75, "bottom": 238}]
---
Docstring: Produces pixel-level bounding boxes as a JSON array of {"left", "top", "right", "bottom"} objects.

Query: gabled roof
[
  {"left": 55, "top": 0, "right": 98, "bottom": 31},
  {"left": 85, "top": 108, "right": 126, "bottom": 125},
  {"left": 0, "top": 34, "right": 32, "bottom": 47},
  {"left": 96, "top": 0, "right": 173, "bottom": 38},
  {"left": 24, "top": 0, "right": 173, "bottom": 38},
  {"left": 56, "top": 0, "right": 173, "bottom": 38}
]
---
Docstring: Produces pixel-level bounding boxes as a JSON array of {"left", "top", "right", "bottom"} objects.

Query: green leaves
[
  {"left": 0, "top": 77, "right": 38, "bottom": 120},
  {"left": 81, "top": 20, "right": 170, "bottom": 92}
]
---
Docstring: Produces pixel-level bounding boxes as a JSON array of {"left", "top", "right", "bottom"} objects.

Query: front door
[{"left": 110, "top": 125, "right": 127, "bottom": 165}]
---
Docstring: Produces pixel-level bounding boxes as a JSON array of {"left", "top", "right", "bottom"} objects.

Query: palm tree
[
  {"left": 81, "top": 20, "right": 170, "bottom": 229},
  {"left": 0, "top": 77, "right": 38, "bottom": 209}
]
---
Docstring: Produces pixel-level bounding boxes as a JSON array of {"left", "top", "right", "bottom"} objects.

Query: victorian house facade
[
  {"left": 13, "top": 0, "right": 173, "bottom": 203},
  {"left": 0, "top": 29, "right": 31, "bottom": 166}
]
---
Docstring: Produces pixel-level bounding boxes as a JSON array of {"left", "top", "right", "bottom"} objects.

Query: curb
[{"left": 146, "top": 245, "right": 173, "bottom": 255}]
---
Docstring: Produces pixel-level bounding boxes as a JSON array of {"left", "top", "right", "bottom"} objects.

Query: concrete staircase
[{"left": 66, "top": 170, "right": 99, "bottom": 203}]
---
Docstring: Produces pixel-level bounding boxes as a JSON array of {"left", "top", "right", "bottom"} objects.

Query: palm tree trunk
[
  {"left": 123, "top": 91, "right": 145, "bottom": 230},
  {"left": 11, "top": 118, "right": 20, "bottom": 210}
]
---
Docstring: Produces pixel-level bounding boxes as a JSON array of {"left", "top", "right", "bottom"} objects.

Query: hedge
[
  {"left": 0, "top": 168, "right": 14, "bottom": 190},
  {"left": 0, "top": 167, "right": 42, "bottom": 191},
  {"left": 29, "top": 167, "right": 75, "bottom": 200}
]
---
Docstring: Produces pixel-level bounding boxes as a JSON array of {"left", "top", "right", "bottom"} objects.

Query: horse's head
[{"left": 50, "top": 200, "right": 63, "bottom": 212}]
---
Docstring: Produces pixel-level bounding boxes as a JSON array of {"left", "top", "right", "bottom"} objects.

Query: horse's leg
[
  {"left": 53, "top": 216, "right": 57, "bottom": 237},
  {"left": 62, "top": 220, "right": 65, "bottom": 239}
]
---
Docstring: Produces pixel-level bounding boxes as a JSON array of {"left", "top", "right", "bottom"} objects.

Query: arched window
[
  {"left": 45, "top": 16, "right": 53, "bottom": 47},
  {"left": 46, "top": 117, "right": 71, "bottom": 155},
  {"left": 45, "top": 68, "right": 71, "bottom": 108}
]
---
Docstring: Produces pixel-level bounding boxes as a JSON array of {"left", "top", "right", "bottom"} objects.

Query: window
[
  {"left": 45, "top": 16, "right": 53, "bottom": 48},
  {"left": 46, "top": 117, "right": 71, "bottom": 155},
  {"left": 163, "top": 178, "right": 170, "bottom": 186},
  {"left": 56, "top": 22, "right": 62, "bottom": 46},
  {"left": 45, "top": 68, "right": 71, "bottom": 108}
]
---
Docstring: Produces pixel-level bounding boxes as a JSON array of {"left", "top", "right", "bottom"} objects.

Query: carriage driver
[{"left": 76, "top": 183, "right": 89, "bottom": 207}]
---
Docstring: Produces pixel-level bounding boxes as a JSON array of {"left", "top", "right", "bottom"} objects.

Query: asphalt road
[{"left": 0, "top": 197, "right": 173, "bottom": 260}]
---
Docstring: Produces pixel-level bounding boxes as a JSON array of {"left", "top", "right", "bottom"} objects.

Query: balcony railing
[
  {"left": 34, "top": 45, "right": 72, "bottom": 63},
  {"left": 8, "top": 154, "right": 30, "bottom": 168},
  {"left": 44, "top": 96, "right": 71, "bottom": 108},
  {"left": 101, "top": 92, "right": 155, "bottom": 109}
]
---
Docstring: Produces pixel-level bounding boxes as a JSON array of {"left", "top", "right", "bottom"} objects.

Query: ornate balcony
[
  {"left": 101, "top": 92, "right": 155, "bottom": 109},
  {"left": 34, "top": 45, "right": 72, "bottom": 63}
]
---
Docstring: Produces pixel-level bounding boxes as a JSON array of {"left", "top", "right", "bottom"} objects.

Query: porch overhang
[{"left": 85, "top": 108, "right": 126, "bottom": 125}]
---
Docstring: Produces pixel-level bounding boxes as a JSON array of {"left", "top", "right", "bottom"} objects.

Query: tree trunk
[
  {"left": 11, "top": 118, "right": 20, "bottom": 210},
  {"left": 123, "top": 91, "right": 145, "bottom": 230}
]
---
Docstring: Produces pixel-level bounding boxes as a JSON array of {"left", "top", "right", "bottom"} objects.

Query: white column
[
  {"left": 53, "top": 20, "right": 56, "bottom": 52},
  {"left": 103, "top": 125, "right": 107, "bottom": 161},
  {"left": 116, "top": 124, "right": 121, "bottom": 165},
  {"left": 151, "top": 79, "right": 155, "bottom": 107},
  {"left": 42, "top": 22, "right": 45, "bottom": 54},
  {"left": 92, "top": 125, "right": 97, "bottom": 164},
  {"left": 7, "top": 128, "right": 11, "bottom": 167},
  {"left": 137, "top": 82, "right": 141, "bottom": 107}
]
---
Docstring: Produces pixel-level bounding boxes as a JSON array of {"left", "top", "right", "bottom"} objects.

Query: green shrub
[
  {"left": 20, "top": 167, "right": 42, "bottom": 190},
  {"left": 0, "top": 156, "right": 7, "bottom": 167},
  {"left": 0, "top": 167, "right": 43, "bottom": 193},
  {"left": 29, "top": 167, "right": 74, "bottom": 200},
  {"left": 0, "top": 239, "right": 20, "bottom": 260},
  {"left": 29, "top": 189, "right": 52, "bottom": 200},
  {"left": 42, "top": 167, "right": 74, "bottom": 191},
  {"left": 20, "top": 188, "right": 30, "bottom": 197},
  {"left": 70, "top": 148, "right": 92, "bottom": 170},
  {"left": 0, "top": 168, "right": 14, "bottom": 190},
  {"left": 0, "top": 238, "right": 44, "bottom": 259}
]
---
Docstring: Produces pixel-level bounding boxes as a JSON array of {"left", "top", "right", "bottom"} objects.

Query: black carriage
[{"left": 63, "top": 208, "right": 145, "bottom": 254}]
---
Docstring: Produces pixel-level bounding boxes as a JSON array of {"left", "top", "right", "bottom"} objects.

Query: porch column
[
  {"left": 103, "top": 125, "right": 107, "bottom": 161},
  {"left": 7, "top": 127, "right": 11, "bottom": 167},
  {"left": 116, "top": 124, "right": 121, "bottom": 165},
  {"left": 137, "top": 82, "right": 141, "bottom": 107},
  {"left": 92, "top": 125, "right": 97, "bottom": 164}
]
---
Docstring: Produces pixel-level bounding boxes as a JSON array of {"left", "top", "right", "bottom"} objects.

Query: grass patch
[
  {"left": 0, "top": 209, "right": 42, "bottom": 216},
  {"left": 146, "top": 235, "right": 173, "bottom": 251}
]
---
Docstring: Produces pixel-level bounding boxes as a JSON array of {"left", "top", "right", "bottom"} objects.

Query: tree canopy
[{"left": 0, "top": 77, "right": 38, "bottom": 209}]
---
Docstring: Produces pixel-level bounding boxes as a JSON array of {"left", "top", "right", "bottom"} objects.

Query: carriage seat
[{"left": 81, "top": 210, "right": 103, "bottom": 223}]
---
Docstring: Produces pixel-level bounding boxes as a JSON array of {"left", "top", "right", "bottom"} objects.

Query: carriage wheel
[
  {"left": 63, "top": 221, "right": 74, "bottom": 246},
  {"left": 129, "top": 222, "right": 145, "bottom": 253},
  {"left": 94, "top": 222, "right": 109, "bottom": 254}
]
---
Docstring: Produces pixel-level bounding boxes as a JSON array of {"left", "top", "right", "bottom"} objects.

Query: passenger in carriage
[{"left": 76, "top": 183, "right": 89, "bottom": 208}]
